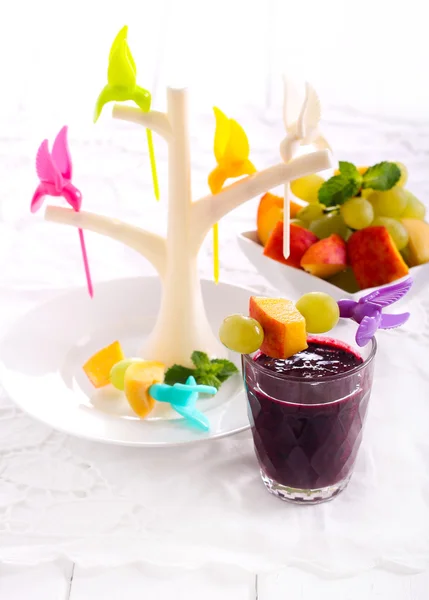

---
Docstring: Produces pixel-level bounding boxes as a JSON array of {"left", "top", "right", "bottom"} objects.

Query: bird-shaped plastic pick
[
  {"left": 279, "top": 80, "right": 332, "bottom": 262},
  {"left": 280, "top": 79, "right": 331, "bottom": 158},
  {"left": 150, "top": 376, "right": 216, "bottom": 431},
  {"left": 338, "top": 278, "right": 412, "bottom": 347},
  {"left": 208, "top": 107, "right": 256, "bottom": 283},
  {"left": 94, "top": 25, "right": 159, "bottom": 200},
  {"left": 31, "top": 126, "right": 93, "bottom": 298}
]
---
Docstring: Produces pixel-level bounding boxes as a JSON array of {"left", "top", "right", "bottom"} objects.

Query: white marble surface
[
  {"left": 2, "top": 562, "right": 429, "bottom": 599},
  {"left": 1, "top": 0, "right": 429, "bottom": 596},
  {"left": 1, "top": 104, "right": 429, "bottom": 594}
]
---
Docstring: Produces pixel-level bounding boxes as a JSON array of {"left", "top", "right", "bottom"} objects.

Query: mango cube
[
  {"left": 249, "top": 296, "right": 307, "bottom": 359},
  {"left": 83, "top": 341, "right": 124, "bottom": 388}
]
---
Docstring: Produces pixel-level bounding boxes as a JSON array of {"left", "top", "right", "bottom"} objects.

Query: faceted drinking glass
[{"left": 242, "top": 333, "right": 376, "bottom": 505}]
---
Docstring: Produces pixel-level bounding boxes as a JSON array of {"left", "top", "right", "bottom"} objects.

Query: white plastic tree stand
[{"left": 45, "top": 86, "right": 333, "bottom": 367}]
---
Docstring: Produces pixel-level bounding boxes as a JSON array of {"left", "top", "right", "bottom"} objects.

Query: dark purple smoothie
[{"left": 243, "top": 337, "right": 375, "bottom": 491}]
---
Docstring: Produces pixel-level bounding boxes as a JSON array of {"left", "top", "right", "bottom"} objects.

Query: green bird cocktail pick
[{"left": 94, "top": 25, "right": 160, "bottom": 200}]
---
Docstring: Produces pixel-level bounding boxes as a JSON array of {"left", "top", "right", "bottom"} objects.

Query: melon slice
[{"left": 83, "top": 341, "right": 124, "bottom": 388}]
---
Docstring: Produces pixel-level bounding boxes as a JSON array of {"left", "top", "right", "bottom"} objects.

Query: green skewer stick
[
  {"left": 146, "top": 128, "right": 159, "bottom": 201},
  {"left": 93, "top": 25, "right": 160, "bottom": 201}
]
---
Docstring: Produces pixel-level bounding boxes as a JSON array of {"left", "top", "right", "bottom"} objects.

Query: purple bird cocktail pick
[
  {"left": 338, "top": 278, "right": 412, "bottom": 347},
  {"left": 31, "top": 126, "right": 94, "bottom": 298}
]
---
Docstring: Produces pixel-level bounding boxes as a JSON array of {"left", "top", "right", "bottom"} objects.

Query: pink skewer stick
[{"left": 78, "top": 227, "right": 94, "bottom": 298}]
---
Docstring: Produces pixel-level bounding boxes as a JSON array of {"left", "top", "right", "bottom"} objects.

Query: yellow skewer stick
[
  {"left": 213, "top": 223, "right": 220, "bottom": 283},
  {"left": 146, "top": 128, "right": 159, "bottom": 201}
]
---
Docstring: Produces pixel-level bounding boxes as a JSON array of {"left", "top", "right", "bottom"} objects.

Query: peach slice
[
  {"left": 124, "top": 361, "right": 166, "bottom": 418},
  {"left": 348, "top": 226, "right": 409, "bottom": 289},
  {"left": 249, "top": 296, "right": 307, "bottom": 359},
  {"left": 300, "top": 234, "right": 347, "bottom": 279},
  {"left": 263, "top": 221, "right": 318, "bottom": 269},
  {"left": 256, "top": 192, "right": 306, "bottom": 246},
  {"left": 83, "top": 341, "right": 125, "bottom": 388}
]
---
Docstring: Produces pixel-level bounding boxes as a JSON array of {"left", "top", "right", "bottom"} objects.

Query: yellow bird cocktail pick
[
  {"left": 94, "top": 26, "right": 159, "bottom": 200},
  {"left": 208, "top": 108, "right": 256, "bottom": 283}
]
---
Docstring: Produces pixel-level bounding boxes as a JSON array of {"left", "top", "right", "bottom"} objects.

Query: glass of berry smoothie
[{"left": 242, "top": 331, "right": 376, "bottom": 504}]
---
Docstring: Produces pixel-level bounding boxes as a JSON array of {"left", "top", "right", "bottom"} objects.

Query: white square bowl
[{"left": 237, "top": 230, "right": 429, "bottom": 302}]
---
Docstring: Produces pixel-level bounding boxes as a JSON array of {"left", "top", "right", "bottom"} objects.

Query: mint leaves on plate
[{"left": 165, "top": 351, "right": 238, "bottom": 390}]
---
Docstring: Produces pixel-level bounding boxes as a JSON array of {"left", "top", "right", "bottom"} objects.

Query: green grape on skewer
[
  {"left": 219, "top": 315, "right": 264, "bottom": 354},
  {"left": 296, "top": 292, "right": 340, "bottom": 334}
]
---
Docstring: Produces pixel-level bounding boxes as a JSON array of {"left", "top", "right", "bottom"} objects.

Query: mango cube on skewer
[
  {"left": 124, "top": 361, "right": 166, "bottom": 418},
  {"left": 249, "top": 297, "right": 308, "bottom": 359}
]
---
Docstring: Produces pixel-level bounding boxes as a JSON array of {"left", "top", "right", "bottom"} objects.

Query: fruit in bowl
[{"left": 241, "top": 160, "right": 429, "bottom": 300}]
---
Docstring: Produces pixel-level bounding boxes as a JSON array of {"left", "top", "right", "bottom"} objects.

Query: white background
[{"left": 2, "top": 0, "right": 429, "bottom": 122}]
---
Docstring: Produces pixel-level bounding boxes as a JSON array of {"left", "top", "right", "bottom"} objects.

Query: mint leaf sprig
[
  {"left": 361, "top": 162, "right": 401, "bottom": 191},
  {"left": 165, "top": 351, "right": 238, "bottom": 390},
  {"left": 318, "top": 160, "right": 400, "bottom": 208}
]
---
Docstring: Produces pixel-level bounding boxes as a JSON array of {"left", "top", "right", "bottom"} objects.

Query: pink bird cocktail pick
[{"left": 31, "top": 126, "right": 94, "bottom": 297}]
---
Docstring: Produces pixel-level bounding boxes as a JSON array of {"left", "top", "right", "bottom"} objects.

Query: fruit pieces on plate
[
  {"left": 257, "top": 192, "right": 306, "bottom": 246},
  {"left": 124, "top": 361, "right": 165, "bottom": 418},
  {"left": 83, "top": 344, "right": 240, "bottom": 429},
  {"left": 401, "top": 219, "right": 429, "bottom": 267},
  {"left": 110, "top": 358, "right": 145, "bottom": 391},
  {"left": 264, "top": 221, "right": 318, "bottom": 268},
  {"left": 83, "top": 341, "right": 125, "bottom": 388},
  {"left": 348, "top": 226, "right": 409, "bottom": 289},
  {"left": 82, "top": 342, "right": 165, "bottom": 419},
  {"left": 249, "top": 296, "right": 307, "bottom": 359},
  {"left": 300, "top": 234, "right": 347, "bottom": 279}
]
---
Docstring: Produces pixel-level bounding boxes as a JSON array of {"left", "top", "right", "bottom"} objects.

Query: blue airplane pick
[{"left": 150, "top": 376, "right": 216, "bottom": 431}]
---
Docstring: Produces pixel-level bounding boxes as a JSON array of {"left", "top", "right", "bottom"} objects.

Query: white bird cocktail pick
[{"left": 279, "top": 79, "right": 331, "bottom": 260}]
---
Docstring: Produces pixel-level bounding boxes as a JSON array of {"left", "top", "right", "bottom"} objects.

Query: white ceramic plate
[
  {"left": 237, "top": 230, "right": 429, "bottom": 302},
  {"left": 0, "top": 277, "right": 252, "bottom": 447}
]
